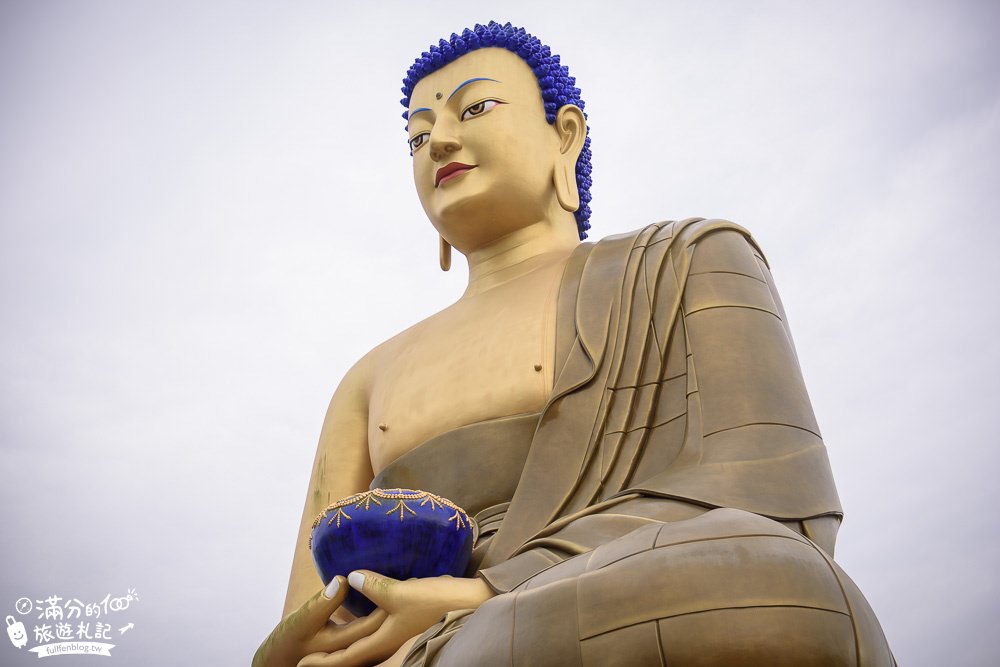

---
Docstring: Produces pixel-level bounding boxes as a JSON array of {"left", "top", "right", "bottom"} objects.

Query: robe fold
[{"left": 380, "top": 219, "right": 894, "bottom": 666}]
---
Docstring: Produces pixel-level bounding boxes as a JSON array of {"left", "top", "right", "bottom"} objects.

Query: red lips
[{"left": 435, "top": 162, "right": 476, "bottom": 187}]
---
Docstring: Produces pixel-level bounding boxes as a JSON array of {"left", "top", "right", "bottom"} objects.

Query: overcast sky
[{"left": 1, "top": 1, "right": 998, "bottom": 665}]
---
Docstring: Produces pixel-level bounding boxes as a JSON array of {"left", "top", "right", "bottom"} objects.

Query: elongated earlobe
[
  {"left": 552, "top": 105, "right": 587, "bottom": 213},
  {"left": 439, "top": 236, "right": 452, "bottom": 272},
  {"left": 554, "top": 161, "right": 579, "bottom": 212}
]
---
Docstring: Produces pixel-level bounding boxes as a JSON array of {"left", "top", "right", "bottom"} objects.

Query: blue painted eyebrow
[
  {"left": 447, "top": 77, "right": 500, "bottom": 101},
  {"left": 407, "top": 79, "right": 500, "bottom": 121},
  {"left": 407, "top": 107, "right": 432, "bottom": 122}
]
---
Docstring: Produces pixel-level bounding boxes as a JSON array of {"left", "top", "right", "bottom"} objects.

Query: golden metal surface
[{"left": 276, "top": 46, "right": 894, "bottom": 666}]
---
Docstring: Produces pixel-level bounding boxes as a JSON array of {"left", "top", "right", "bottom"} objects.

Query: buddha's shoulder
[
  {"left": 596, "top": 218, "right": 753, "bottom": 246},
  {"left": 350, "top": 314, "right": 431, "bottom": 378},
  {"left": 348, "top": 298, "right": 466, "bottom": 384},
  {"left": 588, "top": 218, "right": 763, "bottom": 268}
]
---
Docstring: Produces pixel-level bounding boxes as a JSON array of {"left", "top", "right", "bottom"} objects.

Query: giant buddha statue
[{"left": 254, "top": 22, "right": 895, "bottom": 667}]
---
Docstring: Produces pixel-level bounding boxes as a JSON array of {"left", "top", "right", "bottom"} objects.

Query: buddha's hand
[
  {"left": 297, "top": 570, "right": 496, "bottom": 667},
  {"left": 251, "top": 577, "right": 387, "bottom": 667}
]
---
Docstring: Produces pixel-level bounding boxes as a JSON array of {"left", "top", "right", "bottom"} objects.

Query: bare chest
[{"left": 367, "top": 273, "right": 561, "bottom": 473}]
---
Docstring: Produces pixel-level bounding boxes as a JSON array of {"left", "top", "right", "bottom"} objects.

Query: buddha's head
[{"left": 402, "top": 22, "right": 592, "bottom": 254}]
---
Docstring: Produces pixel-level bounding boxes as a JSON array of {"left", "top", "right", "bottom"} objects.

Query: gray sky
[{"left": 1, "top": 1, "right": 998, "bottom": 665}]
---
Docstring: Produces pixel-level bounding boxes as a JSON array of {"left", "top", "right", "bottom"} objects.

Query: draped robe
[{"left": 377, "top": 219, "right": 894, "bottom": 666}]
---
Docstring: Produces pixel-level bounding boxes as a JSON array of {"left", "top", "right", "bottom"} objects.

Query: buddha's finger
[
  {"left": 252, "top": 580, "right": 351, "bottom": 667},
  {"left": 297, "top": 577, "right": 349, "bottom": 634},
  {"left": 297, "top": 629, "right": 396, "bottom": 667},
  {"left": 306, "top": 609, "right": 388, "bottom": 655},
  {"left": 347, "top": 570, "right": 398, "bottom": 611}
]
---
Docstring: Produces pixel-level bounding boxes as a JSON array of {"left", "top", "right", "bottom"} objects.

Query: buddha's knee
[
  {"left": 520, "top": 509, "right": 889, "bottom": 665},
  {"left": 427, "top": 510, "right": 892, "bottom": 666},
  {"left": 560, "top": 508, "right": 889, "bottom": 666}
]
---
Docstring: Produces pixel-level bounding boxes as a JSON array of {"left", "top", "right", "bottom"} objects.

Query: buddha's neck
[{"left": 463, "top": 220, "right": 580, "bottom": 298}]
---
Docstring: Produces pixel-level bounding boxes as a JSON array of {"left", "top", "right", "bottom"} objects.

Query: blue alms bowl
[{"left": 309, "top": 488, "right": 476, "bottom": 617}]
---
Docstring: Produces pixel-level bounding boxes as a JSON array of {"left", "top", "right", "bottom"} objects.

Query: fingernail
[
  {"left": 323, "top": 578, "right": 340, "bottom": 600},
  {"left": 348, "top": 571, "right": 365, "bottom": 591}
]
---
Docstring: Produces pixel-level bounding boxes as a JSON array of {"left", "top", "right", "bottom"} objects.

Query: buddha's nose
[{"left": 429, "top": 131, "right": 461, "bottom": 162}]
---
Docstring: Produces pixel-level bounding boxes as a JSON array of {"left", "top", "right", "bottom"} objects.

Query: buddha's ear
[{"left": 552, "top": 104, "right": 587, "bottom": 213}]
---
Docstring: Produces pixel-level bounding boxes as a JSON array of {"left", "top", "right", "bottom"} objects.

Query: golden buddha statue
[{"left": 254, "top": 22, "right": 895, "bottom": 667}]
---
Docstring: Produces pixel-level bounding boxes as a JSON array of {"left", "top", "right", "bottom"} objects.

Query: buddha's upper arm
[
  {"left": 282, "top": 354, "right": 375, "bottom": 617},
  {"left": 682, "top": 227, "right": 821, "bottom": 442},
  {"left": 310, "top": 355, "right": 376, "bottom": 509}
]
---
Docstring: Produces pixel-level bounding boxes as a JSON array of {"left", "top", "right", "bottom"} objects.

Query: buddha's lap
[{"left": 431, "top": 509, "right": 881, "bottom": 666}]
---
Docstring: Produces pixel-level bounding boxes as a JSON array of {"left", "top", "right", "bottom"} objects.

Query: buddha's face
[{"left": 407, "top": 48, "right": 566, "bottom": 253}]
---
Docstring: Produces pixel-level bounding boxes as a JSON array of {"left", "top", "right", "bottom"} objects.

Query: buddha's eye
[
  {"left": 461, "top": 99, "right": 502, "bottom": 121},
  {"left": 408, "top": 132, "right": 429, "bottom": 154}
]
